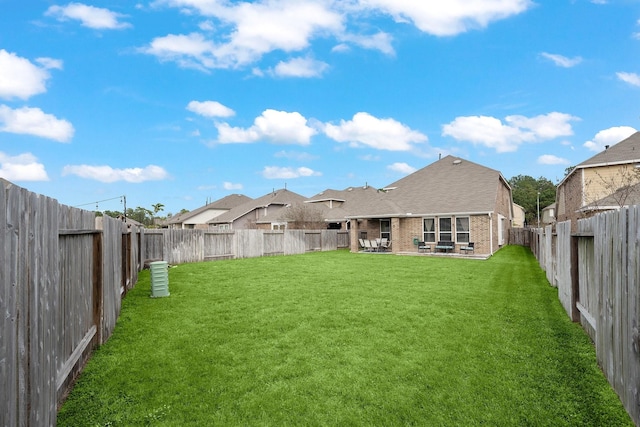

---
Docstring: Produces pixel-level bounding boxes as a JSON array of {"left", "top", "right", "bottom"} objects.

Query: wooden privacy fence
[
  {"left": 1, "top": 179, "right": 350, "bottom": 426},
  {"left": 512, "top": 206, "right": 640, "bottom": 425},
  {"left": 0, "top": 179, "right": 141, "bottom": 427},
  {"left": 142, "top": 229, "right": 350, "bottom": 265}
]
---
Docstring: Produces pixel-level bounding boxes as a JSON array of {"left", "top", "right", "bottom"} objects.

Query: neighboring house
[
  {"left": 164, "top": 194, "right": 252, "bottom": 229},
  {"left": 541, "top": 202, "right": 556, "bottom": 225},
  {"left": 208, "top": 188, "right": 307, "bottom": 231},
  {"left": 346, "top": 155, "right": 513, "bottom": 257},
  {"left": 305, "top": 185, "right": 383, "bottom": 230},
  {"left": 512, "top": 203, "right": 526, "bottom": 228},
  {"left": 556, "top": 131, "right": 640, "bottom": 229},
  {"left": 114, "top": 214, "right": 143, "bottom": 229}
]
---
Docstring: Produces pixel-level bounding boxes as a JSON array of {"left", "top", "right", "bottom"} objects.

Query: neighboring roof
[
  {"left": 541, "top": 202, "right": 556, "bottom": 212},
  {"left": 117, "top": 214, "right": 143, "bottom": 227},
  {"left": 306, "top": 185, "right": 384, "bottom": 221},
  {"left": 166, "top": 194, "right": 252, "bottom": 225},
  {"left": 577, "top": 131, "right": 640, "bottom": 168},
  {"left": 558, "top": 132, "right": 640, "bottom": 188},
  {"left": 347, "top": 155, "right": 510, "bottom": 218},
  {"left": 209, "top": 189, "right": 307, "bottom": 224}
]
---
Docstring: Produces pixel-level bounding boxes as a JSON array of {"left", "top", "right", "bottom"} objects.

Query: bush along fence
[
  {"left": 0, "top": 179, "right": 350, "bottom": 426},
  {"left": 511, "top": 206, "right": 640, "bottom": 426}
]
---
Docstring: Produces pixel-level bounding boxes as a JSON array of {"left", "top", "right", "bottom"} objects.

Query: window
[
  {"left": 439, "top": 217, "right": 452, "bottom": 241},
  {"left": 423, "top": 218, "right": 436, "bottom": 242},
  {"left": 272, "top": 222, "right": 286, "bottom": 231},
  {"left": 380, "top": 219, "right": 391, "bottom": 240},
  {"left": 456, "top": 217, "right": 470, "bottom": 243}
]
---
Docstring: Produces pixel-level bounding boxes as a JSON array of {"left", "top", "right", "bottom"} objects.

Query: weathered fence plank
[
  {"left": 555, "top": 221, "right": 572, "bottom": 318},
  {"left": 1, "top": 179, "right": 147, "bottom": 426},
  {"left": 204, "top": 232, "right": 235, "bottom": 259},
  {"left": 0, "top": 179, "right": 14, "bottom": 427},
  {"left": 519, "top": 207, "right": 640, "bottom": 426},
  {"left": 263, "top": 232, "right": 284, "bottom": 256},
  {"left": 284, "top": 230, "right": 306, "bottom": 255}
]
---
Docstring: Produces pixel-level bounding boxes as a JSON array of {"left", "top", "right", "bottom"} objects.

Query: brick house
[
  {"left": 346, "top": 155, "right": 514, "bottom": 257},
  {"left": 556, "top": 131, "right": 640, "bottom": 230}
]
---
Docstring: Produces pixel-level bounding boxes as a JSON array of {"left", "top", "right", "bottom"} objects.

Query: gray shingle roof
[
  {"left": 578, "top": 131, "right": 640, "bottom": 168},
  {"left": 166, "top": 193, "right": 252, "bottom": 224},
  {"left": 209, "top": 189, "right": 307, "bottom": 224},
  {"left": 347, "top": 155, "right": 508, "bottom": 217}
]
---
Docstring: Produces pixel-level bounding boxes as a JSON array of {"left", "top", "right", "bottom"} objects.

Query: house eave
[{"left": 346, "top": 211, "right": 494, "bottom": 220}]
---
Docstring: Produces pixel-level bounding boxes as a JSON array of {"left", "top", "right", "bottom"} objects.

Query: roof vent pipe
[{"left": 605, "top": 145, "right": 610, "bottom": 150}]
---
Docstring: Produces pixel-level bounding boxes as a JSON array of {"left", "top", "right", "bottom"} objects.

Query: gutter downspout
[{"left": 489, "top": 212, "right": 494, "bottom": 255}]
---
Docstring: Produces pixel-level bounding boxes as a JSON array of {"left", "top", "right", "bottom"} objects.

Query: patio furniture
[
  {"left": 435, "top": 241, "right": 455, "bottom": 253},
  {"left": 363, "top": 239, "right": 373, "bottom": 252},
  {"left": 460, "top": 242, "right": 475, "bottom": 254},
  {"left": 370, "top": 239, "right": 380, "bottom": 252},
  {"left": 380, "top": 238, "right": 391, "bottom": 251},
  {"left": 418, "top": 241, "right": 431, "bottom": 253}
]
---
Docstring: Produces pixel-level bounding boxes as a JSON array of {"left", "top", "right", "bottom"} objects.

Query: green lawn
[{"left": 57, "top": 246, "right": 633, "bottom": 426}]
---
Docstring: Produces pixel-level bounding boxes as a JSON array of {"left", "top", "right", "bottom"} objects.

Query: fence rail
[{"left": 511, "top": 207, "right": 640, "bottom": 426}]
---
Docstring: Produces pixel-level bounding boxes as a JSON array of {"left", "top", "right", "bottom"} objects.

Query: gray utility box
[{"left": 150, "top": 261, "right": 170, "bottom": 297}]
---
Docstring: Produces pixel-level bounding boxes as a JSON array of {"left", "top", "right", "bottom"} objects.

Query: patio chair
[
  {"left": 363, "top": 239, "right": 373, "bottom": 252},
  {"left": 359, "top": 238, "right": 366, "bottom": 250},
  {"left": 460, "top": 242, "right": 475, "bottom": 254},
  {"left": 380, "top": 238, "right": 390, "bottom": 251},
  {"left": 418, "top": 241, "right": 430, "bottom": 253},
  {"left": 370, "top": 239, "right": 380, "bottom": 252}
]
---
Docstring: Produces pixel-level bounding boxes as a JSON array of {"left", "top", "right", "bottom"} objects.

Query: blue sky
[{"left": 1, "top": 0, "right": 639, "bottom": 215}]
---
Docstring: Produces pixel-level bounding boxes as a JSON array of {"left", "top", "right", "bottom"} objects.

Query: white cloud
[
  {"left": 0, "top": 50, "right": 55, "bottom": 100},
  {"left": 505, "top": 112, "right": 578, "bottom": 140},
  {"left": 216, "top": 109, "right": 317, "bottom": 145},
  {"left": 262, "top": 166, "right": 321, "bottom": 179},
  {"left": 270, "top": 57, "right": 329, "bottom": 78},
  {"left": 357, "top": 0, "right": 532, "bottom": 36},
  {"left": 538, "top": 154, "right": 570, "bottom": 165},
  {"left": 62, "top": 164, "right": 169, "bottom": 183},
  {"left": 324, "top": 112, "right": 427, "bottom": 151},
  {"left": 442, "top": 112, "right": 579, "bottom": 153},
  {"left": 36, "top": 57, "right": 64, "bottom": 70},
  {"left": 45, "top": 3, "right": 131, "bottom": 29},
  {"left": 187, "top": 100, "right": 235, "bottom": 118},
  {"left": 583, "top": 126, "right": 637, "bottom": 152},
  {"left": 387, "top": 162, "right": 417, "bottom": 174},
  {"left": 148, "top": 0, "right": 529, "bottom": 72},
  {"left": 223, "top": 181, "right": 243, "bottom": 190},
  {"left": 616, "top": 72, "right": 640, "bottom": 87},
  {"left": 0, "top": 105, "right": 74, "bottom": 142},
  {"left": 0, "top": 152, "right": 49, "bottom": 182},
  {"left": 148, "top": 0, "right": 344, "bottom": 69},
  {"left": 338, "top": 31, "right": 394, "bottom": 55},
  {"left": 141, "top": 33, "right": 217, "bottom": 71},
  {"left": 540, "top": 52, "right": 582, "bottom": 68}
]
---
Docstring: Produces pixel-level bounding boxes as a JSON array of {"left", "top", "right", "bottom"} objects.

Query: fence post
[{"left": 93, "top": 232, "right": 103, "bottom": 345}]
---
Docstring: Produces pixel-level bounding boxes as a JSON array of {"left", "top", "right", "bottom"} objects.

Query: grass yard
[{"left": 57, "top": 246, "right": 633, "bottom": 426}]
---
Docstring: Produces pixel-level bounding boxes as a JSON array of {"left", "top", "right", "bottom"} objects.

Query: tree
[
  {"left": 509, "top": 175, "right": 556, "bottom": 226},
  {"left": 103, "top": 210, "right": 121, "bottom": 219},
  {"left": 278, "top": 203, "right": 326, "bottom": 229},
  {"left": 152, "top": 203, "right": 164, "bottom": 216}
]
